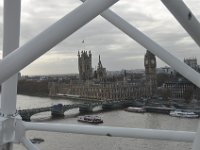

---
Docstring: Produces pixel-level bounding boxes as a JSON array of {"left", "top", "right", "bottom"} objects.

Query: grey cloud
[{"left": 1, "top": 0, "right": 200, "bottom": 75}]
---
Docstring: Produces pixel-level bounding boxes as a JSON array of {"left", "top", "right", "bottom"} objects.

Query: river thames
[{"left": 9, "top": 95, "right": 199, "bottom": 150}]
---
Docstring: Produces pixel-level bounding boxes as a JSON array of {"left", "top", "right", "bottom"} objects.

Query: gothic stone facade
[
  {"left": 78, "top": 51, "right": 93, "bottom": 80},
  {"left": 144, "top": 50, "right": 157, "bottom": 96},
  {"left": 49, "top": 82, "right": 149, "bottom": 100},
  {"left": 94, "top": 55, "right": 106, "bottom": 81},
  {"left": 162, "top": 81, "right": 200, "bottom": 100}
]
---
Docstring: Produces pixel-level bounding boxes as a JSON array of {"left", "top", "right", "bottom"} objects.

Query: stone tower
[
  {"left": 78, "top": 51, "right": 93, "bottom": 80},
  {"left": 95, "top": 55, "right": 106, "bottom": 81},
  {"left": 144, "top": 50, "right": 157, "bottom": 96}
]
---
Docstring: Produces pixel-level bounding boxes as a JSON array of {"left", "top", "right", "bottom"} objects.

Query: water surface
[{"left": 10, "top": 95, "right": 200, "bottom": 150}]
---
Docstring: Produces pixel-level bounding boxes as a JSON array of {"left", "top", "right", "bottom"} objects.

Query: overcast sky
[{"left": 0, "top": 0, "right": 200, "bottom": 75}]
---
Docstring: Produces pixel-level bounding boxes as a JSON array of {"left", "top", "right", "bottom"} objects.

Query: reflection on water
[{"left": 8, "top": 95, "right": 200, "bottom": 150}]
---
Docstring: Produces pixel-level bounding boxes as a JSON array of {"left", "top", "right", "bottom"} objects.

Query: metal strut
[{"left": 0, "top": 0, "right": 118, "bottom": 149}]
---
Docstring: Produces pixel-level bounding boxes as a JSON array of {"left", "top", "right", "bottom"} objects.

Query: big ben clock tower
[{"left": 144, "top": 50, "right": 157, "bottom": 96}]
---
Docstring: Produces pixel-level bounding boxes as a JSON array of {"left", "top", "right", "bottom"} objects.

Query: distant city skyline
[{"left": 0, "top": 0, "right": 200, "bottom": 75}]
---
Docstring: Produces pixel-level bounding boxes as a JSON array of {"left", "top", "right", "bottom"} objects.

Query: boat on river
[
  {"left": 169, "top": 110, "right": 199, "bottom": 118},
  {"left": 78, "top": 115, "right": 103, "bottom": 124},
  {"left": 125, "top": 107, "right": 146, "bottom": 113}
]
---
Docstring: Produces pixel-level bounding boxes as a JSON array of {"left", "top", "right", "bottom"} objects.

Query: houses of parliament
[
  {"left": 78, "top": 51, "right": 106, "bottom": 81},
  {"left": 49, "top": 50, "right": 157, "bottom": 100}
]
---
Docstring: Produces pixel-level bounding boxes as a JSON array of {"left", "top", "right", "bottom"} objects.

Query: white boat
[
  {"left": 56, "top": 93, "right": 80, "bottom": 98},
  {"left": 65, "top": 94, "right": 80, "bottom": 98},
  {"left": 125, "top": 107, "right": 146, "bottom": 113},
  {"left": 78, "top": 115, "right": 103, "bottom": 124},
  {"left": 169, "top": 110, "right": 199, "bottom": 118}
]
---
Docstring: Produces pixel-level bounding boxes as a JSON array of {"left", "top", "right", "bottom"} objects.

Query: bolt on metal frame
[{"left": 0, "top": 0, "right": 200, "bottom": 150}]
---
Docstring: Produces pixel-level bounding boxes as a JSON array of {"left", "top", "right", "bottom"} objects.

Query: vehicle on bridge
[
  {"left": 51, "top": 104, "right": 64, "bottom": 117},
  {"left": 78, "top": 115, "right": 103, "bottom": 124}
]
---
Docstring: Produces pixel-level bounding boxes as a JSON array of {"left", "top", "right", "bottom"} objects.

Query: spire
[
  {"left": 78, "top": 51, "right": 80, "bottom": 57},
  {"left": 98, "top": 54, "right": 103, "bottom": 68},
  {"left": 89, "top": 51, "right": 92, "bottom": 59}
]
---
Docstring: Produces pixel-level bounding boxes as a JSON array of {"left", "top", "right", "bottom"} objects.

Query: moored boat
[
  {"left": 78, "top": 115, "right": 103, "bottom": 124},
  {"left": 169, "top": 110, "right": 199, "bottom": 118},
  {"left": 125, "top": 107, "right": 146, "bottom": 113}
]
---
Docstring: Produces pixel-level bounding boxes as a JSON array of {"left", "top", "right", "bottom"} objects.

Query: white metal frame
[{"left": 0, "top": 0, "right": 200, "bottom": 150}]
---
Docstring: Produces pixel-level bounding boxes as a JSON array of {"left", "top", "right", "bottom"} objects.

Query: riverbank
[{"left": 50, "top": 95, "right": 101, "bottom": 102}]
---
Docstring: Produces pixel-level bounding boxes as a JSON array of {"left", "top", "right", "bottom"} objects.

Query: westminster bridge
[{"left": 18, "top": 100, "right": 136, "bottom": 121}]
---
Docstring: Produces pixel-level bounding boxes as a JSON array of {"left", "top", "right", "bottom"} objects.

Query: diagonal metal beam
[
  {"left": 0, "top": 0, "right": 118, "bottom": 85},
  {"left": 93, "top": 5, "right": 200, "bottom": 150},
  {"left": 160, "top": 1, "right": 200, "bottom": 150},
  {"left": 161, "top": 0, "right": 200, "bottom": 48},
  {"left": 96, "top": 9, "right": 200, "bottom": 88}
]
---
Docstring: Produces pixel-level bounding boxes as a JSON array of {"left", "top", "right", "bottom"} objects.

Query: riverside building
[{"left": 49, "top": 50, "right": 153, "bottom": 100}]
